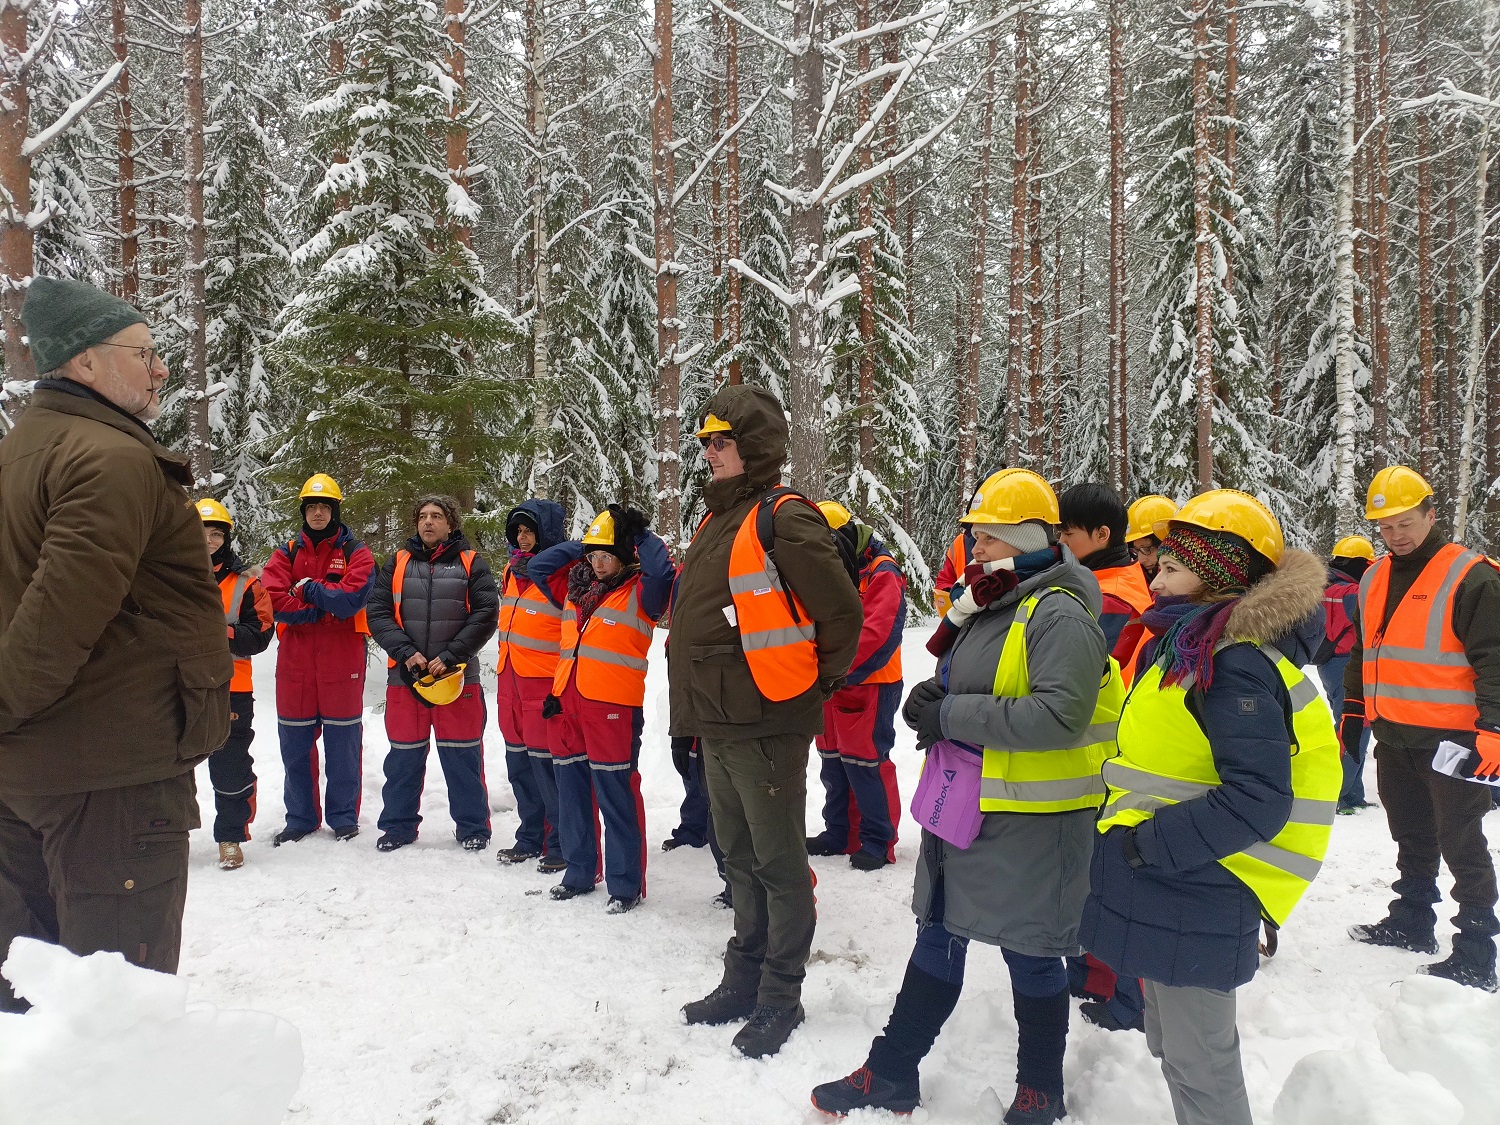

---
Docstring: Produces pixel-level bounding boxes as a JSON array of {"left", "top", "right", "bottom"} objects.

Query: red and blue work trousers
[
  {"left": 379, "top": 684, "right": 491, "bottom": 842},
  {"left": 549, "top": 683, "right": 646, "bottom": 900},
  {"left": 496, "top": 663, "right": 560, "bottom": 856},
  {"left": 276, "top": 632, "right": 366, "bottom": 834},
  {"left": 813, "top": 682, "right": 902, "bottom": 861},
  {"left": 208, "top": 690, "right": 257, "bottom": 843}
]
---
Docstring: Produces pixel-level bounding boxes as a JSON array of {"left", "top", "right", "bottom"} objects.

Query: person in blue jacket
[{"left": 1079, "top": 491, "right": 1340, "bottom": 1125}]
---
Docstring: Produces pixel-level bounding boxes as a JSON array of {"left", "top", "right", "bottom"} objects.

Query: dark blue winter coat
[
  {"left": 1079, "top": 548, "right": 1329, "bottom": 991},
  {"left": 507, "top": 499, "right": 566, "bottom": 554}
]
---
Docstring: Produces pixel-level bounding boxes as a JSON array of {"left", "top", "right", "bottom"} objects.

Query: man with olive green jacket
[{"left": 0, "top": 277, "right": 231, "bottom": 1011}]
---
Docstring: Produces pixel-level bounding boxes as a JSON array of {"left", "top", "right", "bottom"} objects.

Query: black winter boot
[
  {"left": 865, "top": 960, "right": 964, "bottom": 1084},
  {"left": 273, "top": 827, "right": 314, "bottom": 847},
  {"left": 376, "top": 834, "right": 416, "bottom": 852},
  {"left": 1011, "top": 987, "right": 1069, "bottom": 1121},
  {"left": 1350, "top": 896, "right": 1440, "bottom": 954},
  {"left": 732, "top": 1003, "right": 805, "bottom": 1058},
  {"left": 810, "top": 1067, "right": 921, "bottom": 1117},
  {"left": 850, "top": 849, "right": 893, "bottom": 871},
  {"left": 1421, "top": 907, "right": 1499, "bottom": 991},
  {"left": 682, "top": 982, "right": 757, "bottom": 1026},
  {"left": 806, "top": 835, "right": 845, "bottom": 857},
  {"left": 1003, "top": 1085, "right": 1068, "bottom": 1124}
]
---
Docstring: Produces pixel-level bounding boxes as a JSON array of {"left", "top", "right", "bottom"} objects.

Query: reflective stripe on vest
[
  {"left": 1097, "top": 641, "right": 1343, "bottom": 926},
  {"left": 220, "top": 571, "right": 254, "bottom": 693},
  {"left": 552, "top": 577, "right": 655, "bottom": 706},
  {"left": 389, "top": 548, "right": 475, "bottom": 669},
  {"left": 859, "top": 553, "right": 904, "bottom": 685},
  {"left": 1358, "top": 544, "right": 1483, "bottom": 730},
  {"left": 978, "top": 587, "right": 1125, "bottom": 814},
  {"left": 497, "top": 567, "right": 565, "bottom": 678},
  {"left": 722, "top": 494, "right": 820, "bottom": 702}
]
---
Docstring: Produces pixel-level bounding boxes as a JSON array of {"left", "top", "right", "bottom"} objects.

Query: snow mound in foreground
[
  {"left": 1376, "top": 974, "right": 1500, "bottom": 1124},
  {"left": 0, "top": 938, "right": 303, "bottom": 1125},
  {"left": 1272, "top": 1042, "right": 1463, "bottom": 1125}
]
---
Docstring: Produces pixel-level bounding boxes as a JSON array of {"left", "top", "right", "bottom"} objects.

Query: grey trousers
[{"left": 1143, "top": 980, "right": 1253, "bottom": 1125}]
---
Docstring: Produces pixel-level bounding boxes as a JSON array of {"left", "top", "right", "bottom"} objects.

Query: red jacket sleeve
[
  {"left": 301, "top": 542, "right": 376, "bottom": 619},
  {"left": 935, "top": 549, "right": 958, "bottom": 595},
  {"left": 259, "top": 545, "right": 302, "bottom": 617}
]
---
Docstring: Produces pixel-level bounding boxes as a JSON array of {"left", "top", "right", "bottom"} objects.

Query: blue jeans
[{"left": 1319, "top": 655, "right": 1371, "bottom": 807}]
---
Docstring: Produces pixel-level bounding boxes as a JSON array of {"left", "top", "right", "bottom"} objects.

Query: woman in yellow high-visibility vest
[{"left": 1079, "top": 491, "right": 1340, "bottom": 1125}]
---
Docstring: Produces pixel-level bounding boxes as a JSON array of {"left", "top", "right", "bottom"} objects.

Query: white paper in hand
[{"left": 1432, "top": 739, "right": 1500, "bottom": 787}]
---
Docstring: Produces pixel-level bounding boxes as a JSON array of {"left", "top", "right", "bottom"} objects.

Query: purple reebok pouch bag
[{"left": 910, "top": 739, "right": 984, "bottom": 849}]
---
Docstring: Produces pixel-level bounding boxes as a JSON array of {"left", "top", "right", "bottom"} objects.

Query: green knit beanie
[{"left": 21, "top": 276, "right": 148, "bottom": 375}]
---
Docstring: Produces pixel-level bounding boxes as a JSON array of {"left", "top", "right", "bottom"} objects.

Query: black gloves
[
  {"left": 610, "top": 504, "right": 650, "bottom": 545},
  {"left": 903, "top": 680, "right": 947, "bottom": 750},
  {"left": 542, "top": 693, "right": 563, "bottom": 719},
  {"left": 1339, "top": 699, "right": 1366, "bottom": 761}
]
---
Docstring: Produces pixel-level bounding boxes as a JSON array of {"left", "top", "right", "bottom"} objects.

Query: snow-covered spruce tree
[{"left": 272, "top": 0, "right": 520, "bottom": 547}]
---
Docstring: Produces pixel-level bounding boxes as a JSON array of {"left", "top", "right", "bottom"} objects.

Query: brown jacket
[
  {"left": 0, "top": 382, "right": 232, "bottom": 796},
  {"left": 668, "top": 385, "right": 863, "bottom": 739}
]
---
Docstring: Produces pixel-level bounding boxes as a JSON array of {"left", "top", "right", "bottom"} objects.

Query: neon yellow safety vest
[
  {"left": 1096, "top": 641, "right": 1342, "bottom": 927},
  {"left": 978, "top": 588, "right": 1126, "bottom": 814}
]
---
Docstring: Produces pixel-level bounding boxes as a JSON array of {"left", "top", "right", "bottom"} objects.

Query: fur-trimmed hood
[{"left": 1224, "top": 547, "right": 1328, "bottom": 662}]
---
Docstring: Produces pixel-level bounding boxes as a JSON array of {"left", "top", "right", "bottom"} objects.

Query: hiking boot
[
  {"left": 377, "top": 834, "right": 415, "bottom": 852},
  {"left": 810, "top": 1066, "right": 920, "bottom": 1117},
  {"left": 850, "top": 850, "right": 892, "bottom": 871},
  {"left": 537, "top": 855, "right": 569, "bottom": 874},
  {"left": 459, "top": 835, "right": 489, "bottom": 852},
  {"left": 712, "top": 887, "right": 734, "bottom": 910},
  {"left": 1419, "top": 952, "right": 1499, "bottom": 992},
  {"left": 661, "top": 837, "right": 696, "bottom": 851},
  {"left": 496, "top": 846, "right": 540, "bottom": 865},
  {"left": 1349, "top": 918, "right": 1439, "bottom": 955},
  {"left": 732, "top": 1003, "right": 805, "bottom": 1059},
  {"left": 333, "top": 825, "right": 359, "bottom": 842},
  {"left": 1079, "top": 1000, "right": 1142, "bottom": 1033},
  {"left": 273, "top": 827, "right": 314, "bottom": 847},
  {"left": 217, "top": 842, "right": 244, "bottom": 871},
  {"left": 606, "top": 895, "right": 642, "bottom": 915},
  {"left": 682, "top": 982, "right": 756, "bottom": 1026},
  {"left": 549, "top": 883, "right": 595, "bottom": 901},
  {"left": 806, "top": 836, "right": 845, "bottom": 857},
  {"left": 1003, "top": 1085, "right": 1067, "bottom": 1124}
]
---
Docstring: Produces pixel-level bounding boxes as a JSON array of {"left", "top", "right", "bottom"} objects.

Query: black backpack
[{"left": 753, "top": 487, "right": 862, "bottom": 620}]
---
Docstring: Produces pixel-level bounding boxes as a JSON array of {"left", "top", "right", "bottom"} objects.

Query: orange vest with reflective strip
[
  {"left": 1094, "top": 562, "right": 1154, "bottom": 684},
  {"left": 859, "top": 552, "right": 903, "bottom": 685},
  {"left": 388, "top": 548, "right": 475, "bottom": 669},
  {"left": 553, "top": 574, "right": 655, "bottom": 705},
  {"left": 497, "top": 565, "right": 565, "bottom": 679},
  {"left": 1359, "top": 543, "right": 1486, "bottom": 730},
  {"left": 220, "top": 571, "right": 255, "bottom": 693},
  {"left": 934, "top": 532, "right": 968, "bottom": 615}
]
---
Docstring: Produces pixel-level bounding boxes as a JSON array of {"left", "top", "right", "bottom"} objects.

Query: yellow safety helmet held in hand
[
  {"left": 1331, "top": 535, "right": 1376, "bottom": 561},
  {"left": 694, "top": 413, "right": 734, "bottom": 438},
  {"left": 1160, "top": 489, "right": 1284, "bottom": 566},
  {"left": 1365, "top": 466, "right": 1433, "bottom": 521},
  {"left": 195, "top": 498, "right": 233, "bottom": 528},
  {"left": 300, "top": 473, "right": 344, "bottom": 502},
  {"left": 817, "top": 501, "right": 852, "bottom": 530},
  {"left": 414, "top": 664, "right": 467, "bottom": 706},
  {"left": 959, "top": 468, "right": 1060, "bottom": 527},
  {"left": 582, "top": 510, "right": 617, "bottom": 547},
  {"left": 1126, "top": 495, "right": 1177, "bottom": 543}
]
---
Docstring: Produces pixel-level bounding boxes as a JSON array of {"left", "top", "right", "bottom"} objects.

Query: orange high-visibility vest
[
  {"left": 220, "top": 571, "right": 255, "bottom": 693},
  {"left": 553, "top": 575, "right": 656, "bottom": 705},
  {"left": 1359, "top": 543, "right": 1486, "bottom": 730},
  {"left": 388, "top": 547, "right": 475, "bottom": 669},
  {"left": 934, "top": 532, "right": 968, "bottom": 616},
  {"left": 859, "top": 551, "right": 904, "bottom": 685},
  {"left": 497, "top": 565, "right": 565, "bottom": 679},
  {"left": 1094, "top": 562, "right": 1154, "bottom": 684}
]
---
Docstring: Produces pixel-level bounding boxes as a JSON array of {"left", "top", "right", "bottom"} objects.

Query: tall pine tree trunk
[
  {"left": 651, "top": 0, "right": 681, "bottom": 542},
  {"left": 959, "top": 15, "right": 998, "bottom": 502},
  {"left": 182, "top": 0, "right": 212, "bottom": 486},
  {"left": 855, "top": 0, "right": 876, "bottom": 475},
  {"left": 1004, "top": 6, "right": 1030, "bottom": 467},
  {"left": 1222, "top": 0, "right": 1237, "bottom": 296},
  {"left": 113, "top": 0, "right": 138, "bottom": 303},
  {"left": 1026, "top": 145, "right": 1044, "bottom": 468},
  {"left": 1370, "top": 0, "right": 1390, "bottom": 471},
  {"left": 1107, "top": 0, "right": 1127, "bottom": 493},
  {"left": 0, "top": 0, "right": 33, "bottom": 380},
  {"left": 1191, "top": 0, "right": 1214, "bottom": 490},
  {"left": 786, "top": 0, "right": 826, "bottom": 492},
  {"left": 725, "top": 0, "right": 741, "bottom": 385},
  {"left": 444, "top": 0, "right": 470, "bottom": 248},
  {"left": 1445, "top": 119, "right": 1463, "bottom": 509},
  {"left": 526, "top": 0, "right": 553, "bottom": 496},
  {"left": 1416, "top": 13, "right": 1436, "bottom": 480},
  {"left": 1332, "top": 0, "right": 1360, "bottom": 535}
]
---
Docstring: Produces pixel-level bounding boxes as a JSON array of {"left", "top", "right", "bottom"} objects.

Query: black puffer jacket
[{"left": 367, "top": 532, "right": 499, "bottom": 685}]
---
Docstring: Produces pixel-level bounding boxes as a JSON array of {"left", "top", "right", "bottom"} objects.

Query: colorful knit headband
[{"left": 1160, "top": 525, "right": 1253, "bottom": 593}]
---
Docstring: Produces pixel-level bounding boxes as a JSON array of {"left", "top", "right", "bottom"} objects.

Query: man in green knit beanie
[{"left": 0, "top": 275, "right": 231, "bottom": 1011}]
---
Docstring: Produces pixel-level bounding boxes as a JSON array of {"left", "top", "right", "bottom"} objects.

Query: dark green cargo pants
[
  {"left": 0, "top": 771, "right": 198, "bottom": 1012},
  {"left": 702, "top": 733, "right": 817, "bottom": 1007}
]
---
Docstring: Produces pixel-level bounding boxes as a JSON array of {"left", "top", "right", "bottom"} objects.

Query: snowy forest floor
[{"left": 178, "top": 627, "right": 1500, "bottom": 1125}]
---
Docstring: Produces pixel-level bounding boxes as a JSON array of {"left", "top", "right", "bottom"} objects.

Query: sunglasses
[{"left": 700, "top": 434, "right": 736, "bottom": 452}]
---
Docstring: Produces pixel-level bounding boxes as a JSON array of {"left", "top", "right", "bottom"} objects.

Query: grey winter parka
[
  {"left": 367, "top": 533, "right": 499, "bottom": 686},
  {"left": 911, "top": 547, "right": 1109, "bottom": 957}
]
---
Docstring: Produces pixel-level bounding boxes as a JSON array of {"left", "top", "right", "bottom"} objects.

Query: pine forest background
[{"left": 2, "top": 0, "right": 1498, "bottom": 609}]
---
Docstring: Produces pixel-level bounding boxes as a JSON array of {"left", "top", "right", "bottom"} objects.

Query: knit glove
[
  {"left": 1339, "top": 699, "right": 1366, "bottom": 761},
  {"left": 1475, "top": 730, "right": 1500, "bottom": 779},
  {"left": 611, "top": 505, "right": 650, "bottom": 544}
]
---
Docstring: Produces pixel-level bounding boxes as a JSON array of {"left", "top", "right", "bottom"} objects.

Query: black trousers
[{"left": 208, "top": 691, "right": 257, "bottom": 843}]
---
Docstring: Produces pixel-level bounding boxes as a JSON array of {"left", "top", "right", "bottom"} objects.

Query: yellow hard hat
[
  {"left": 413, "top": 665, "right": 467, "bottom": 706},
  {"left": 694, "top": 412, "right": 734, "bottom": 438},
  {"left": 817, "top": 500, "right": 852, "bottom": 529},
  {"left": 958, "top": 468, "right": 1059, "bottom": 527},
  {"left": 1161, "top": 489, "right": 1284, "bottom": 565},
  {"left": 195, "top": 497, "right": 233, "bottom": 528},
  {"left": 300, "top": 473, "right": 344, "bottom": 502},
  {"left": 1126, "top": 495, "right": 1177, "bottom": 543},
  {"left": 1331, "top": 535, "right": 1376, "bottom": 561},
  {"left": 1365, "top": 465, "right": 1433, "bottom": 521},
  {"left": 582, "top": 510, "right": 617, "bottom": 547}
]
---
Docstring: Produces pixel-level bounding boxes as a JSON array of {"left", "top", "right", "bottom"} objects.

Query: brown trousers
[{"left": 0, "top": 771, "right": 198, "bottom": 1012}]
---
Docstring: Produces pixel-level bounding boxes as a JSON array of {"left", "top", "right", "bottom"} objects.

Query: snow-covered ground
[{"left": 165, "top": 626, "right": 1498, "bottom": 1124}]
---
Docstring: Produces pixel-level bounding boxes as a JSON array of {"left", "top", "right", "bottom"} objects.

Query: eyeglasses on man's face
[
  {"left": 700, "top": 434, "right": 736, "bottom": 452},
  {"left": 95, "top": 342, "right": 159, "bottom": 371}
]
